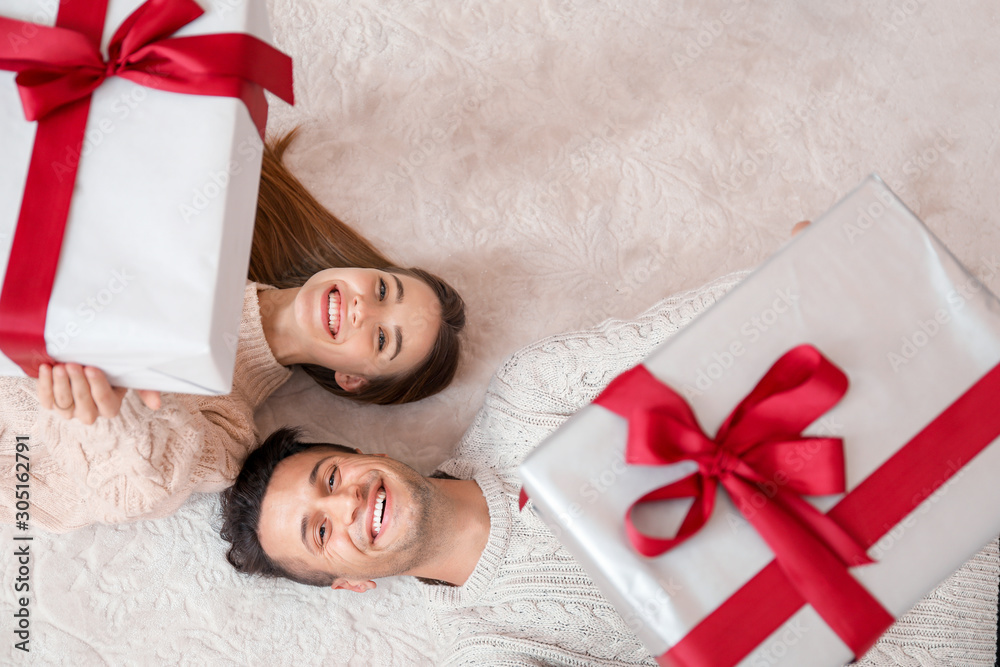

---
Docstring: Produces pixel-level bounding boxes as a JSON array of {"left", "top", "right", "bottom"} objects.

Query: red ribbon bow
[
  {"left": 0, "top": 0, "right": 293, "bottom": 374},
  {"left": 594, "top": 345, "right": 895, "bottom": 656},
  {"left": 1, "top": 0, "right": 292, "bottom": 133}
]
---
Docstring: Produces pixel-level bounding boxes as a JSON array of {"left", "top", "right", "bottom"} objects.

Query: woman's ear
[{"left": 334, "top": 372, "right": 369, "bottom": 393}]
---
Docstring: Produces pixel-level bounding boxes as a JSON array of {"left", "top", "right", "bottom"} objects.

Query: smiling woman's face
[{"left": 288, "top": 268, "right": 441, "bottom": 388}]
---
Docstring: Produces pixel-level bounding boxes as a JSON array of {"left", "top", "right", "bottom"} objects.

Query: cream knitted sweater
[
  {"left": 0, "top": 283, "right": 291, "bottom": 532},
  {"left": 425, "top": 273, "right": 998, "bottom": 666}
]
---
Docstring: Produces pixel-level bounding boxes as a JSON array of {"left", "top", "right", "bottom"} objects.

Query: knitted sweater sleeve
[{"left": 0, "top": 283, "right": 291, "bottom": 533}]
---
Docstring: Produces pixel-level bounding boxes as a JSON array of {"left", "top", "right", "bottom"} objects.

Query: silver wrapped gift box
[{"left": 520, "top": 175, "right": 1000, "bottom": 666}]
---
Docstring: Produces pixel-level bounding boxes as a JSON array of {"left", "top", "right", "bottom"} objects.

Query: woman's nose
[{"left": 351, "top": 295, "right": 366, "bottom": 325}]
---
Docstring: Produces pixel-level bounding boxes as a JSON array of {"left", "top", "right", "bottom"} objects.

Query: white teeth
[
  {"left": 373, "top": 488, "right": 386, "bottom": 535},
  {"left": 328, "top": 290, "right": 340, "bottom": 335}
]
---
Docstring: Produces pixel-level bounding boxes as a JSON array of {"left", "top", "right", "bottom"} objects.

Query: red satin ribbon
[
  {"left": 662, "top": 360, "right": 1000, "bottom": 667},
  {"left": 589, "top": 345, "right": 893, "bottom": 657},
  {"left": 0, "top": 0, "right": 294, "bottom": 374}
]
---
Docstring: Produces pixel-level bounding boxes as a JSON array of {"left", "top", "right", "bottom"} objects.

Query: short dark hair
[{"left": 219, "top": 427, "right": 356, "bottom": 587}]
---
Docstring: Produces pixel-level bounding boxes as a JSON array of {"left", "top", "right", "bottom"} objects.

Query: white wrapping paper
[
  {"left": 0, "top": 0, "right": 272, "bottom": 394},
  {"left": 519, "top": 175, "right": 1000, "bottom": 666}
]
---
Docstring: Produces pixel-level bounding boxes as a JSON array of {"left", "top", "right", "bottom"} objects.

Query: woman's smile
[{"left": 326, "top": 287, "right": 343, "bottom": 338}]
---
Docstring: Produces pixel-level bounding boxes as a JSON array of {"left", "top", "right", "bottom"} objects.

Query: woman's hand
[{"left": 37, "top": 364, "right": 162, "bottom": 425}]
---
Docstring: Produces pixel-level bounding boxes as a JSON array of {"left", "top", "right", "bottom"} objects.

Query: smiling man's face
[{"left": 256, "top": 447, "right": 437, "bottom": 591}]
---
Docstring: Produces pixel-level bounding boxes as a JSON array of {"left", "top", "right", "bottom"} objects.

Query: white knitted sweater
[{"left": 424, "top": 273, "right": 998, "bottom": 666}]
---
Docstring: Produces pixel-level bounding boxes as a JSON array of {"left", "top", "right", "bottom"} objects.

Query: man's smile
[{"left": 371, "top": 483, "right": 387, "bottom": 540}]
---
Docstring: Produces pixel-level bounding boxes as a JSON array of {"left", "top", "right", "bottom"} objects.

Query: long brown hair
[{"left": 249, "top": 130, "right": 465, "bottom": 404}]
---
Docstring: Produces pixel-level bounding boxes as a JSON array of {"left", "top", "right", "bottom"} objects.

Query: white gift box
[
  {"left": 519, "top": 175, "right": 1000, "bottom": 666},
  {"left": 0, "top": 0, "right": 276, "bottom": 394}
]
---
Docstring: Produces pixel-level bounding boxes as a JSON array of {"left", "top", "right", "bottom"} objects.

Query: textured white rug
[{"left": 2, "top": 0, "right": 998, "bottom": 664}]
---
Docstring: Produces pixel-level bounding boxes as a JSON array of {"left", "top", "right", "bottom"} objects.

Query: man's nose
[{"left": 325, "top": 481, "right": 363, "bottom": 526}]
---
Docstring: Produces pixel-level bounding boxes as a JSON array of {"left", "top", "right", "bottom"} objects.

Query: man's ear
[
  {"left": 334, "top": 371, "right": 369, "bottom": 393},
  {"left": 331, "top": 578, "right": 377, "bottom": 593}
]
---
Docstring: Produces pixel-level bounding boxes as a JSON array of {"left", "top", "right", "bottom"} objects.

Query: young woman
[{"left": 0, "top": 130, "right": 466, "bottom": 533}]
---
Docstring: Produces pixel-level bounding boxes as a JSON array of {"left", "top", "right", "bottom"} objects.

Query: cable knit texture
[
  {"left": 424, "top": 273, "right": 998, "bottom": 666},
  {"left": 0, "top": 283, "right": 291, "bottom": 532}
]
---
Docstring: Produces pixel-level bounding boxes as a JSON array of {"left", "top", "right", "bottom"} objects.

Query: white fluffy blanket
[{"left": 2, "top": 0, "right": 998, "bottom": 664}]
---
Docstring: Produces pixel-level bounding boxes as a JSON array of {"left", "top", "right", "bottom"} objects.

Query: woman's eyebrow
[
  {"left": 393, "top": 275, "right": 404, "bottom": 302},
  {"left": 390, "top": 326, "right": 403, "bottom": 361}
]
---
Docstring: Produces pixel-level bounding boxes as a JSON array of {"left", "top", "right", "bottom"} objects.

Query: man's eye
[
  {"left": 378, "top": 278, "right": 387, "bottom": 301},
  {"left": 378, "top": 329, "right": 386, "bottom": 352},
  {"left": 318, "top": 523, "right": 327, "bottom": 546},
  {"left": 328, "top": 467, "right": 337, "bottom": 490}
]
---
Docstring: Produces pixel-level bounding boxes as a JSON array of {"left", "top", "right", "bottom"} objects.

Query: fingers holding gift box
[{"left": 37, "top": 363, "right": 161, "bottom": 424}]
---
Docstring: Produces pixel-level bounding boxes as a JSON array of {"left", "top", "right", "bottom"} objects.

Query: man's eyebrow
[
  {"left": 393, "top": 275, "right": 404, "bottom": 303},
  {"left": 301, "top": 456, "right": 333, "bottom": 554},
  {"left": 300, "top": 515, "right": 312, "bottom": 554},
  {"left": 390, "top": 326, "right": 403, "bottom": 361},
  {"left": 309, "top": 456, "right": 332, "bottom": 486}
]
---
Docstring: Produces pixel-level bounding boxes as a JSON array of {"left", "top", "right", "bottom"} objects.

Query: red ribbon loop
[
  {"left": 595, "top": 344, "right": 894, "bottom": 657},
  {"left": 1, "top": 0, "right": 293, "bottom": 134}
]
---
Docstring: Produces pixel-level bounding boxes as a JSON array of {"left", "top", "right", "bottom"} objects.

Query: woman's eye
[
  {"left": 328, "top": 467, "right": 337, "bottom": 490},
  {"left": 378, "top": 278, "right": 387, "bottom": 301},
  {"left": 378, "top": 329, "right": 386, "bottom": 352}
]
